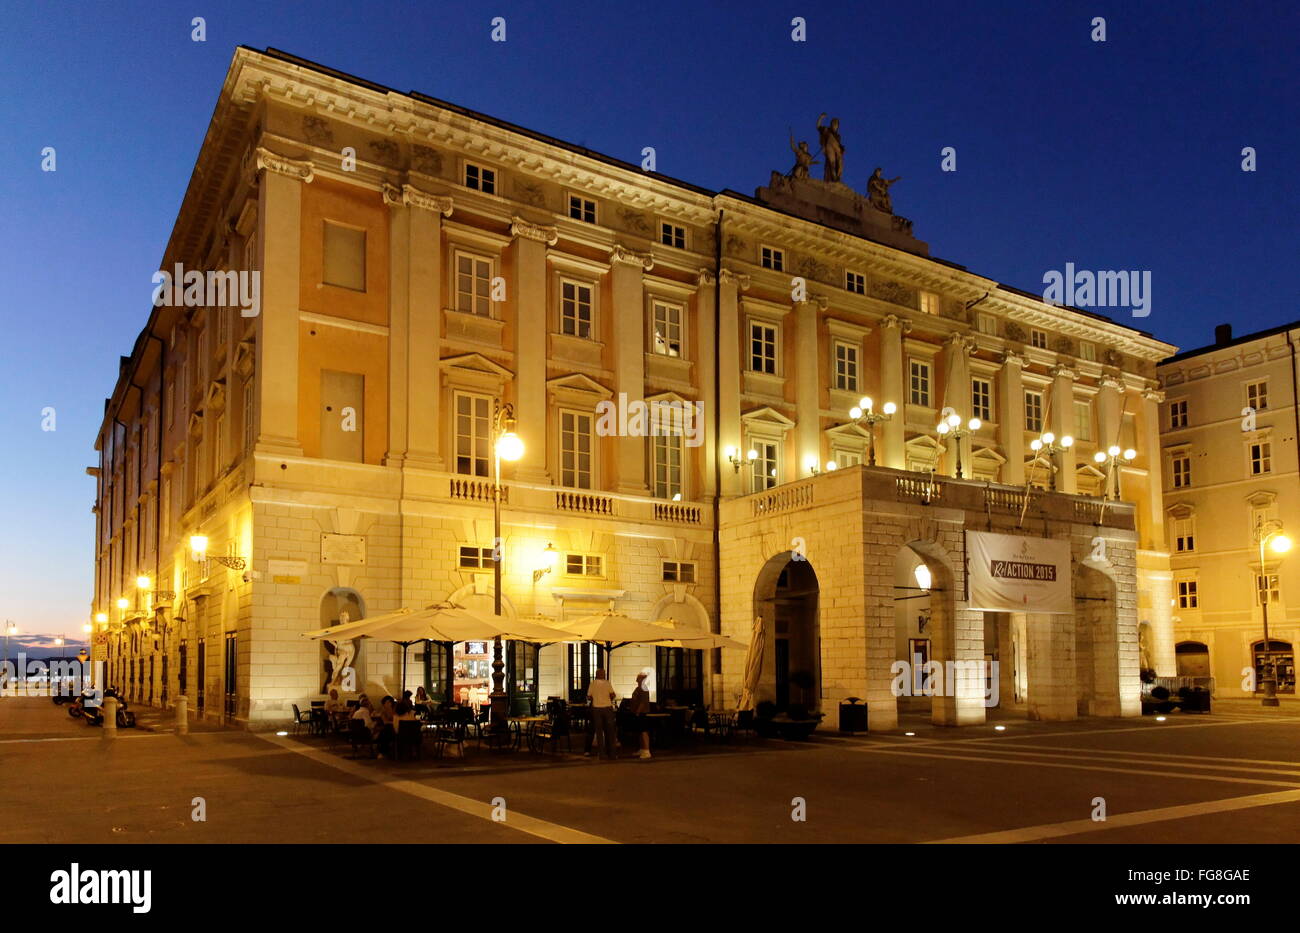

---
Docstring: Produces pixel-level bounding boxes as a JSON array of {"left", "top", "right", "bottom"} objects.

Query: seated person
[
  {"left": 350, "top": 699, "right": 375, "bottom": 731},
  {"left": 324, "top": 688, "right": 343, "bottom": 713}
]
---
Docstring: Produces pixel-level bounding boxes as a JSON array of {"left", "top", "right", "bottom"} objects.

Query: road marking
[
  {"left": 927, "top": 788, "right": 1300, "bottom": 844},
  {"left": 967, "top": 741, "right": 1300, "bottom": 768},
  {"left": 914, "top": 744, "right": 1300, "bottom": 778},
  {"left": 258, "top": 733, "right": 616, "bottom": 845},
  {"left": 853, "top": 745, "right": 1300, "bottom": 789}
]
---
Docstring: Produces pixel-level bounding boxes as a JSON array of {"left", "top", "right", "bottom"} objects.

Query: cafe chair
[
  {"left": 291, "top": 704, "right": 313, "bottom": 735},
  {"left": 347, "top": 719, "right": 376, "bottom": 759},
  {"left": 395, "top": 720, "right": 424, "bottom": 761}
]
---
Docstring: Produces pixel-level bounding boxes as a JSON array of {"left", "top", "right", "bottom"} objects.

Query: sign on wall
[
  {"left": 321, "top": 533, "right": 366, "bottom": 566},
  {"left": 965, "top": 531, "right": 1071, "bottom": 614}
]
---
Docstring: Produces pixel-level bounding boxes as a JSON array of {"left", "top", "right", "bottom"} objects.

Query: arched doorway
[
  {"left": 894, "top": 546, "right": 934, "bottom": 715},
  {"left": 1175, "top": 641, "right": 1211, "bottom": 679},
  {"left": 1076, "top": 562, "right": 1121, "bottom": 716},
  {"left": 753, "top": 554, "right": 820, "bottom": 712},
  {"left": 1252, "top": 639, "right": 1295, "bottom": 695},
  {"left": 319, "top": 588, "right": 365, "bottom": 694}
]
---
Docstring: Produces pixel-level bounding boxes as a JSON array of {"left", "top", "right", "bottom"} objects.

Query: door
[
  {"left": 567, "top": 643, "right": 598, "bottom": 704},
  {"left": 509, "top": 642, "right": 539, "bottom": 715},
  {"left": 321, "top": 370, "right": 364, "bottom": 462},
  {"left": 196, "top": 638, "right": 206, "bottom": 713},
  {"left": 224, "top": 632, "right": 238, "bottom": 719},
  {"left": 178, "top": 640, "right": 188, "bottom": 697}
]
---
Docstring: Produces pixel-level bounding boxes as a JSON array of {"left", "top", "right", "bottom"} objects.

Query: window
[
  {"left": 919, "top": 292, "right": 939, "bottom": 316},
  {"left": 909, "top": 360, "right": 931, "bottom": 407},
  {"left": 834, "top": 341, "right": 859, "bottom": 392},
  {"left": 560, "top": 410, "right": 593, "bottom": 488},
  {"left": 1172, "top": 516, "right": 1195, "bottom": 553},
  {"left": 1247, "top": 380, "right": 1269, "bottom": 411},
  {"left": 750, "top": 440, "right": 779, "bottom": 491},
  {"left": 458, "top": 546, "right": 495, "bottom": 569},
  {"left": 750, "top": 322, "right": 777, "bottom": 374},
  {"left": 322, "top": 221, "right": 366, "bottom": 291},
  {"left": 1024, "top": 391, "right": 1044, "bottom": 433},
  {"left": 971, "top": 379, "right": 992, "bottom": 423},
  {"left": 1177, "top": 578, "right": 1199, "bottom": 610},
  {"left": 1030, "top": 329, "right": 1048, "bottom": 349},
  {"left": 560, "top": 280, "right": 593, "bottom": 339},
  {"left": 1171, "top": 453, "right": 1192, "bottom": 488},
  {"left": 454, "top": 393, "right": 491, "bottom": 477},
  {"left": 166, "top": 378, "right": 175, "bottom": 427},
  {"left": 160, "top": 475, "right": 171, "bottom": 537},
  {"left": 652, "top": 433, "right": 683, "bottom": 500},
  {"left": 660, "top": 222, "right": 686, "bottom": 249},
  {"left": 831, "top": 448, "right": 862, "bottom": 468},
  {"left": 845, "top": 271, "right": 865, "bottom": 294},
  {"left": 1250, "top": 440, "right": 1272, "bottom": 475},
  {"left": 242, "top": 380, "right": 255, "bottom": 453},
  {"left": 1073, "top": 400, "right": 1092, "bottom": 441},
  {"left": 568, "top": 195, "right": 597, "bottom": 223},
  {"left": 243, "top": 233, "right": 257, "bottom": 273},
  {"left": 1169, "top": 399, "right": 1188, "bottom": 429},
  {"left": 977, "top": 313, "right": 997, "bottom": 336},
  {"left": 1079, "top": 341, "right": 1097, "bottom": 362},
  {"left": 663, "top": 561, "right": 697, "bottom": 583},
  {"left": 1257, "top": 573, "right": 1281, "bottom": 606},
  {"left": 455, "top": 252, "right": 493, "bottom": 317},
  {"left": 760, "top": 246, "right": 784, "bottom": 271},
  {"left": 565, "top": 553, "right": 603, "bottom": 577},
  {"left": 464, "top": 162, "right": 496, "bottom": 194},
  {"left": 652, "top": 302, "right": 683, "bottom": 357}
]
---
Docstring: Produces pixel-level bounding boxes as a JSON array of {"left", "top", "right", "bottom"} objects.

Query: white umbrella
[
  {"left": 736, "top": 616, "right": 766, "bottom": 712},
  {"left": 651, "top": 617, "right": 748, "bottom": 651},
  {"left": 558, "top": 611, "right": 685, "bottom": 652}
]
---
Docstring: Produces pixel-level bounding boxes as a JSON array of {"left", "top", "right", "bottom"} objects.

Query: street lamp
[
  {"left": 936, "top": 412, "right": 981, "bottom": 478},
  {"left": 848, "top": 397, "right": 897, "bottom": 466},
  {"left": 3, "top": 621, "right": 17, "bottom": 672},
  {"left": 1255, "top": 518, "right": 1292, "bottom": 707},
  {"left": 490, "top": 398, "right": 523, "bottom": 732},
  {"left": 1030, "top": 432, "right": 1074, "bottom": 491},
  {"left": 1092, "top": 445, "right": 1137, "bottom": 500},
  {"left": 55, "top": 636, "right": 65, "bottom": 658}
]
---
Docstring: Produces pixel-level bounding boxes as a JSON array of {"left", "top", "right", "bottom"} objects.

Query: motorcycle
[{"left": 68, "top": 688, "right": 135, "bottom": 728}]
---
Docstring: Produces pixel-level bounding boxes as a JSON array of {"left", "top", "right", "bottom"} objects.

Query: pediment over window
[
  {"left": 187, "top": 410, "right": 205, "bottom": 439},
  {"left": 1245, "top": 490, "right": 1277, "bottom": 508},
  {"left": 1167, "top": 502, "right": 1195, "bottom": 520},
  {"left": 440, "top": 352, "right": 514, "bottom": 392},
  {"left": 233, "top": 339, "right": 255, "bottom": 380},
  {"left": 1075, "top": 463, "right": 1105, "bottom": 480},
  {"left": 205, "top": 378, "right": 227, "bottom": 412},
  {"left": 972, "top": 445, "right": 1007, "bottom": 466},
  {"left": 741, "top": 406, "right": 796, "bottom": 434},
  {"left": 546, "top": 372, "right": 613, "bottom": 407}
]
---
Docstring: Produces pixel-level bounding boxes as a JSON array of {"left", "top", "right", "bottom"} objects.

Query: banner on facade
[{"left": 965, "top": 531, "right": 1072, "bottom": 614}]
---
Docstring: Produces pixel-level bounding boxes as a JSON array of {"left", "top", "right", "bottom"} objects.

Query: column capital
[
  {"left": 944, "top": 332, "right": 975, "bottom": 354},
  {"left": 1050, "top": 364, "right": 1077, "bottom": 381},
  {"left": 797, "top": 295, "right": 830, "bottom": 311},
  {"left": 510, "top": 216, "right": 558, "bottom": 246},
  {"left": 1142, "top": 385, "right": 1166, "bottom": 403},
  {"left": 696, "top": 268, "right": 717, "bottom": 287},
  {"left": 1000, "top": 350, "right": 1026, "bottom": 368},
  {"left": 1098, "top": 375, "right": 1124, "bottom": 391},
  {"left": 253, "top": 147, "right": 314, "bottom": 183},
  {"left": 881, "top": 313, "right": 912, "bottom": 334},
  {"left": 719, "top": 269, "right": 750, "bottom": 291},
  {"left": 385, "top": 183, "right": 454, "bottom": 216},
  {"left": 609, "top": 244, "right": 655, "bottom": 271}
]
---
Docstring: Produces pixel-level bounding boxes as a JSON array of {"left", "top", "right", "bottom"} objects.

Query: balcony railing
[
  {"left": 752, "top": 483, "right": 813, "bottom": 517},
  {"left": 556, "top": 491, "right": 615, "bottom": 516},
  {"left": 449, "top": 478, "right": 506, "bottom": 504},
  {"left": 655, "top": 501, "right": 703, "bottom": 524}
]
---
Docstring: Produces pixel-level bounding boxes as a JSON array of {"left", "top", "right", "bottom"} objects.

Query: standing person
[
  {"left": 630, "top": 672, "right": 652, "bottom": 759},
  {"left": 584, "top": 667, "right": 618, "bottom": 760}
]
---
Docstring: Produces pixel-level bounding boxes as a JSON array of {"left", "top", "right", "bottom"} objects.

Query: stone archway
[{"left": 752, "top": 552, "right": 820, "bottom": 713}]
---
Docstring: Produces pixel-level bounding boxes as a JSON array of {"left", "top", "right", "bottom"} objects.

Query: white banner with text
[{"left": 965, "top": 531, "right": 1072, "bottom": 614}]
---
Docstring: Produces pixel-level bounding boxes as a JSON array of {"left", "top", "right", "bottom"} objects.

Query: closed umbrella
[{"left": 736, "top": 616, "right": 766, "bottom": 712}]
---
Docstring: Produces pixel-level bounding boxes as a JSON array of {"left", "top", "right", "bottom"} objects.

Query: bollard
[
  {"left": 175, "top": 695, "right": 189, "bottom": 735},
  {"left": 102, "top": 696, "right": 118, "bottom": 739}
]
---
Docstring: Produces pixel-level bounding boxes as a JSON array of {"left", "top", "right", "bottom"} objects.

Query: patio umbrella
[
  {"left": 557, "top": 611, "right": 684, "bottom": 664},
  {"left": 735, "top": 616, "right": 766, "bottom": 712},
  {"left": 657, "top": 631, "right": 749, "bottom": 651}
]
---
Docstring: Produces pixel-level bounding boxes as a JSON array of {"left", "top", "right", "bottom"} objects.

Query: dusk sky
[{"left": 0, "top": 0, "right": 1294, "bottom": 645}]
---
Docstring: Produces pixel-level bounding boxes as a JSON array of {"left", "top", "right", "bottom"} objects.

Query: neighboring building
[
  {"left": 90, "top": 47, "right": 1176, "bottom": 730},
  {"left": 1158, "top": 322, "right": 1300, "bottom": 696}
]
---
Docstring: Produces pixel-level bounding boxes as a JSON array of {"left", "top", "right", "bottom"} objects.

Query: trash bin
[{"left": 839, "top": 697, "right": 868, "bottom": 734}]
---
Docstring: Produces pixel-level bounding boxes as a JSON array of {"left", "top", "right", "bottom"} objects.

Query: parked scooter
[{"left": 68, "top": 688, "right": 136, "bottom": 728}]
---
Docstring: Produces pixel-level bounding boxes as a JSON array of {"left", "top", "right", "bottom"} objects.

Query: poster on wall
[{"left": 965, "top": 531, "right": 1072, "bottom": 614}]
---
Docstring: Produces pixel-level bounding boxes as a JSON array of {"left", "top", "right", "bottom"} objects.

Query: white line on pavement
[
  {"left": 926, "top": 788, "right": 1300, "bottom": 844},
  {"left": 258, "top": 733, "right": 616, "bottom": 845}
]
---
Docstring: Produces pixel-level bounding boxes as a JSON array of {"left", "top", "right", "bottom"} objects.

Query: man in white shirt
[{"left": 584, "top": 668, "right": 618, "bottom": 760}]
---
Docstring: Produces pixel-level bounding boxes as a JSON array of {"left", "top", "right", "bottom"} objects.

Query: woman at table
[
  {"left": 413, "top": 686, "right": 432, "bottom": 712},
  {"left": 630, "top": 672, "right": 652, "bottom": 760},
  {"left": 375, "top": 696, "right": 399, "bottom": 758},
  {"left": 324, "top": 688, "right": 343, "bottom": 713}
]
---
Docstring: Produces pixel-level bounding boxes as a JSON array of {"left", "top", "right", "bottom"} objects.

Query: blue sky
[{"left": 0, "top": 0, "right": 1295, "bottom": 646}]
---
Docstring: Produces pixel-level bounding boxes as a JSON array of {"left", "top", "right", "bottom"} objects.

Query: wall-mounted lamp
[
  {"left": 136, "top": 575, "right": 152, "bottom": 591},
  {"left": 94, "top": 612, "right": 108, "bottom": 625},
  {"left": 805, "top": 455, "right": 822, "bottom": 476},
  {"left": 534, "top": 542, "right": 559, "bottom": 583},
  {"left": 914, "top": 563, "right": 933, "bottom": 592},
  {"left": 116, "top": 598, "right": 129, "bottom": 610},
  {"left": 189, "top": 534, "right": 246, "bottom": 570}
]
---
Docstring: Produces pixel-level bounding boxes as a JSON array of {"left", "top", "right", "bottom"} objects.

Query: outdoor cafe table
[{"left": 510, "top": 715, "right": 547, "bottom": 752}]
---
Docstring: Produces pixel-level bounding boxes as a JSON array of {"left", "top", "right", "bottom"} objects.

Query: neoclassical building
[
  {"left": 90, "top": 47, "right": 1176, "bottom": 729},
  {"left": 1158, "top": 321, "right": 1300, "bottom": 696}
]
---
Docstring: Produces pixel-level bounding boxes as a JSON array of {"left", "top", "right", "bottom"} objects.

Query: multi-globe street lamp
[
  {"left": 1030, "top": 432, "right": 1074, "bottom": 491},
  {"left": 847, "top": 397, "right": 897, "bottom": 466},
  {"left": 936, "top": 411, "right": 981, "bottom": 478},
  {"left": 1092, "top": 445, "right": 1137, "bottom": 500},
  {"left": 1254, "top": 518, "right": 1292, "bottom": 708}
]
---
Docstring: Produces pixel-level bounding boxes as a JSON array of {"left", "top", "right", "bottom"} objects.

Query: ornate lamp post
[
  {"left": 3, "top": 621, "right": 15, "bottom": 670},
  {"left": 490, "top": 399, "right": 524, "bottom": 731},
  {"left": 1092, "top": 445, "right": 1137, "bottom": 500},
  {"left": 1254, "top": 518, "right": 1292, "bottom": 707},
  {"left": 848, "top": 397, "right": 897, "bottom": 466},
  {"left": 1030, "top": 432, "right": 1074, "bottom": 491},
  {"left": 935, "top": 411, "right": 981, "bottom": 478}
]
